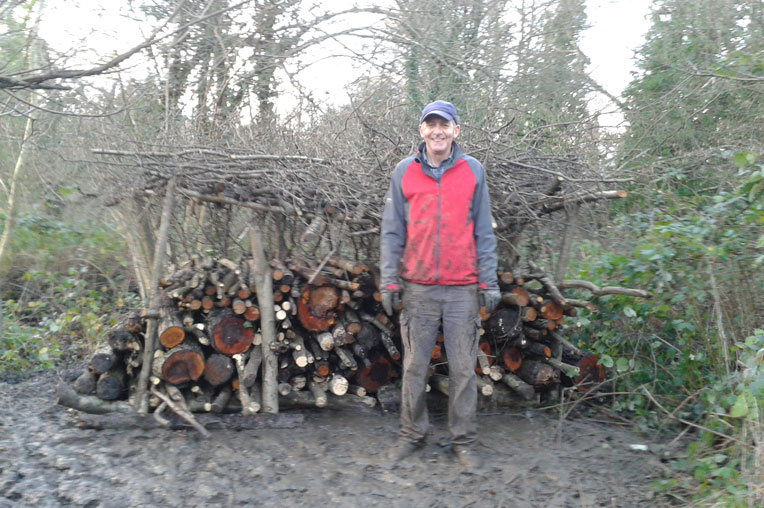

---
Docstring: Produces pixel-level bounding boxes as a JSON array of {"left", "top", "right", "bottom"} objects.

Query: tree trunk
[{"left": 0, "top": 106, "right": 33, "bottom": 272}]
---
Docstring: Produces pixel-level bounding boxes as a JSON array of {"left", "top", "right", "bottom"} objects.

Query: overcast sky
[{"left": 39, "top": 0, "right": 653, "bottom": 120}]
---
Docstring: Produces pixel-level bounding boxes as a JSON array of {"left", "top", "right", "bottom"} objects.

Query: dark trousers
[{"left": 398, "top": 281, "right": 479, "bottom": 446}]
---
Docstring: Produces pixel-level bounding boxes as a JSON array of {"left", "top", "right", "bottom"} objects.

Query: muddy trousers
[{"left": 398, "top": 282, "right": 479, "bottom": 447}]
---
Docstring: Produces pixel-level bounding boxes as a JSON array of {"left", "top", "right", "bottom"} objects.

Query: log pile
[{"left": 63, "top": 255, "right": 648, "bottom": 418}]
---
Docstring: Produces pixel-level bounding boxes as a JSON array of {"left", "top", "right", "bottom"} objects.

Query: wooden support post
[
  {"left": 249, "top": 225, "right": 279, "bottom": 414},
  {"left": 136, "top": 177, "right": 176, "bottom": 414}
]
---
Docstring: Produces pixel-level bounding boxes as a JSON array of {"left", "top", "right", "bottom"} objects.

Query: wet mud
[{"left": 0, "top": 370, "right": 661, "bottom": 507}]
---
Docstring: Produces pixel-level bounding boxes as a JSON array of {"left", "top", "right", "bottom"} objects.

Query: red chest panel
[{"left": 399, "top": 161, "right": 478, "bottom": 285}]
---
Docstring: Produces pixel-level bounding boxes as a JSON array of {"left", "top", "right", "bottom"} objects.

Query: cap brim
[{"left": 420, "top": 110, "right": 455, "bottom": 123}]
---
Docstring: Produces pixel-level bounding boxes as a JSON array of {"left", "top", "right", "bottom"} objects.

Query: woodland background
[{"left": 1, "top": 0, "right": 763, "bottom": 505}]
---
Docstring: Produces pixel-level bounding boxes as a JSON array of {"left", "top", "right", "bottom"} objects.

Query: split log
[
  {"left": 208, "top": 307, "right": 254, "bottom": 355},
  {"left": 234, "top": 354, "right": 260, "bottom": 414}
]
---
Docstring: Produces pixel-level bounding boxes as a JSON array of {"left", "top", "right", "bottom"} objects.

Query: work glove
[
  {"left": 381, "top": 285, "right": 401, "bottom": 316},
  {"left": 479, "top": 288, "right": 501, "bottom": 314}
]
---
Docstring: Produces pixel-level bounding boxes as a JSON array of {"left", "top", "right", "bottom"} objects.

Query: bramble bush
[{"left": 566, "top": 151, "right": 764, "bottom": 506}]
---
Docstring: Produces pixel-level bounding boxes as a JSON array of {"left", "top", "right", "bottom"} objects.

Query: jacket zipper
[{"left": 435, "top": 178, "right": 441, "bottom": 284}]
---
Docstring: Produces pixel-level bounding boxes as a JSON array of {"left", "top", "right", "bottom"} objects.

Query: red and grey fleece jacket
[{"left": 380, "top": 142, "right": 498, "bottom": 291}]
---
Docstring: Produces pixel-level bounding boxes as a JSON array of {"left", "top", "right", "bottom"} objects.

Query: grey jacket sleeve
[
  {"left": 379, "top": 163, "right": 408, "bottom": 290},
  {"left": 470, "top": 160, "right": 499, "bottom": 290}
]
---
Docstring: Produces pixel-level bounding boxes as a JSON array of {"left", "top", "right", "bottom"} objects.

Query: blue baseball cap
[{"left": 420, "top": 100, "right": 459, "bottom": 125}]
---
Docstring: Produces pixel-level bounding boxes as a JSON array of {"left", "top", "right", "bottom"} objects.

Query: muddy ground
[{"left": 0, "top": 369, "right": 667, "bottom": 507}]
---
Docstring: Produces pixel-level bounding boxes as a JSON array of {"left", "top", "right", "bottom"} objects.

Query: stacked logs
[{"left": 67, "top": 255, "right": 632, "bottom": 415}]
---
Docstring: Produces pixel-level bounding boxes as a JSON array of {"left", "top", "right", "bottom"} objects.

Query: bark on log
[
  {"left": 76, "top": 411, "right": 305, "bottom": 430},
  {"left": 209, "top": 384, "right": 232, "bottom": 413},
  {"left": 107, "top": 329, "right": 137, "bottom": 353},
  {"left": 73, "top": 369, "right": 97, "bottom": 395},
  {"left": 500, "top": 287, "right": 530, "bottom": 307},
  {"left": 159, "top": 338, "right": 205, "bottom": 384},
  {"left": 517, "top": 359, "right": 559, "bottom": 389},
  {"left": 159, "top": 301, "right": 185, "bottom": 348},
  {"left": 96, "top": 366, "right": 127, "bottom": 401},
  {"left": 558, "top": 280, "right": 652, "bottom": 298},
  {"left": 501, "top": 372, "right": 536, "bottom": 401},
  {"left": 57, "top": 382, "right": 133, "bottom": 414},
  {"left": 90, "top": 344, "right": 117, "bottom": 374},
  {"left": 203, "top": 353, "right": 234, "bottom": 387},
  {"left": 249, "top": 227, "right": 279, "bottom": 414},
  {"left": 484, "top": 307, "right": 522, "bottom": 339},
  {"left": 241, "top": 346, "right": 262, "bottom": 387}
]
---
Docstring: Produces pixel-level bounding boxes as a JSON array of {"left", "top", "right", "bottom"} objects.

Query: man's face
[{"left": 419, "top": 115, "right": 459, "bottom": 159}]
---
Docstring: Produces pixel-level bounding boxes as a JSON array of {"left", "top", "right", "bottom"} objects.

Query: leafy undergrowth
[{"left": 0, "top": 212, "right": 139, "bottom": 377}]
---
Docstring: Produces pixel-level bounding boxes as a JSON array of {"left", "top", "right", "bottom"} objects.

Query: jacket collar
[{"left": 416, "top": 141, "right": 463, "bottom": 172}]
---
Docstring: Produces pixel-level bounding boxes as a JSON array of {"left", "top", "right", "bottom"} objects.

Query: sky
[{"left": 38, "top": 0, "right": 653, "bottom": 122}]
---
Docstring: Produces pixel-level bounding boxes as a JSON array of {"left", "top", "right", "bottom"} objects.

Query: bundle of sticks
[{"left": 66, "top": 255, "right": 649, "bottom": 416}]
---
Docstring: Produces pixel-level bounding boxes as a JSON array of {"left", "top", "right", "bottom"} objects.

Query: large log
[
  {"left": 484, "top": 306, "right": 522, "bottom": 340},
  {"left": 516, "top": 359, "right": 559, "bottom": 389},
  {"left": 356, "top": 351, "right": 395, "bottom": 393},
  {"left": 297, "top": 284, "right": 340, "bottom": 332},
  {"left": 203, "top": 353, "right": 234, "bottom": 386},
  {"left": 208, "top": 307, "right": 254, "bottom": 355},
  {"left": 159, "top": 338, "right": 205, "bottom": 384}
]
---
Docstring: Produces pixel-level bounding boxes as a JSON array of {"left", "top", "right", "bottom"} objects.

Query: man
[{"left": 380, "top": 100, "right": 501, "bottom": 470}]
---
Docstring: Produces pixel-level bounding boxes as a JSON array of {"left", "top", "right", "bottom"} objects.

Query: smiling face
[{"left": 419, "top": 114, "right": 460, "bottom": 166}]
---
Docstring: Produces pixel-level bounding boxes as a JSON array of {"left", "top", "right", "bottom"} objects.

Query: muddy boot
[
  {"left": 385, "top": 439, "right": 423, "bottom": 465},
  {"left": 453, "top": 445, "right": 481, "bottom": 471}
]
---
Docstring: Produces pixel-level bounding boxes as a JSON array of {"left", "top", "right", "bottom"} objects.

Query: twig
[
  {"left": 150, "top": 385, "right": 210, "bottom": 438},
  {"left": 641, "top": 386, "right": 752, "bottom": 449}
]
